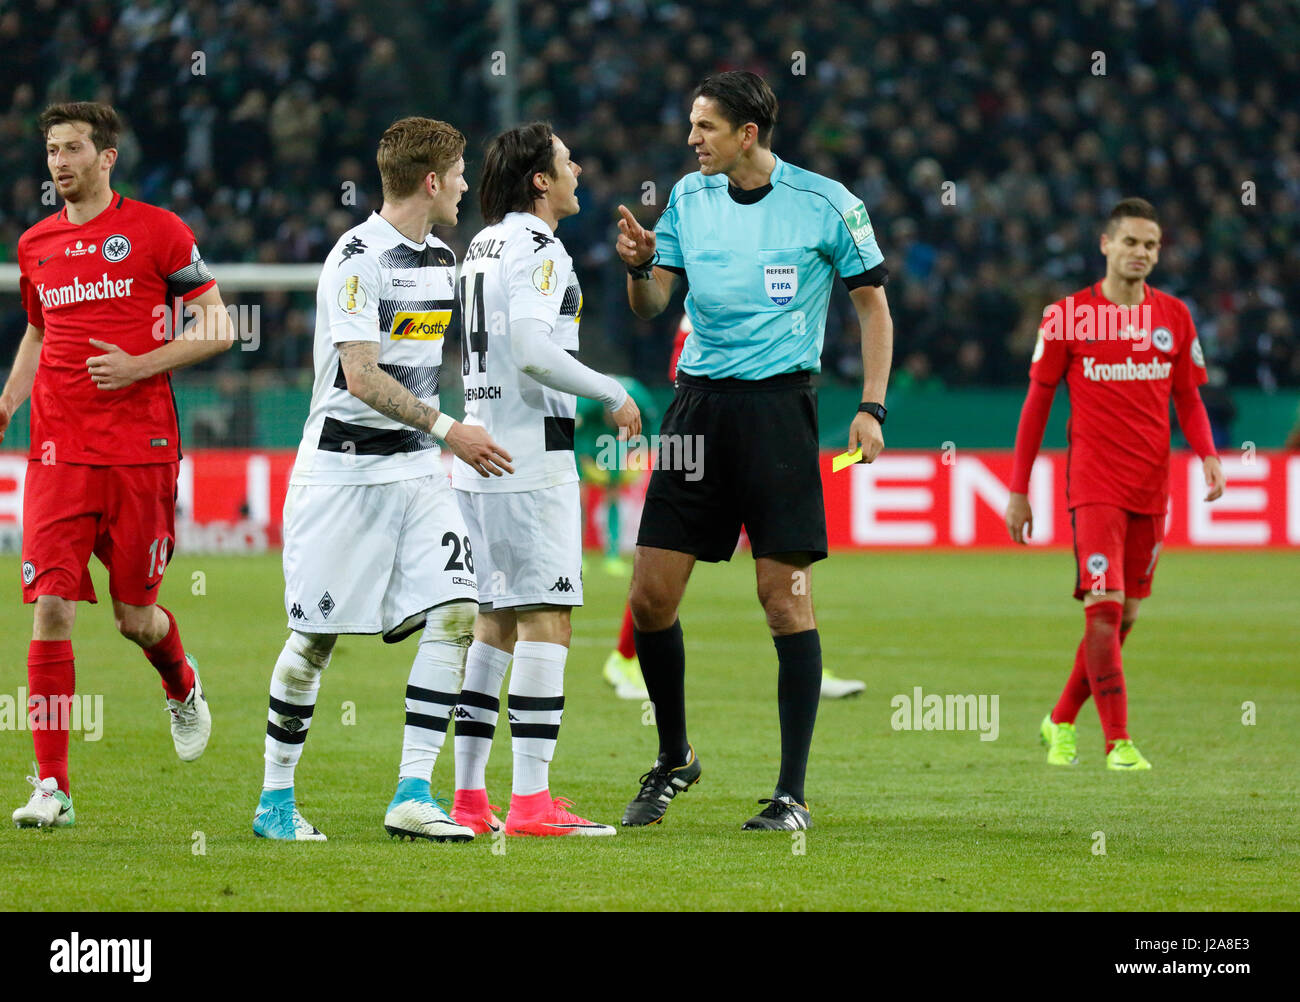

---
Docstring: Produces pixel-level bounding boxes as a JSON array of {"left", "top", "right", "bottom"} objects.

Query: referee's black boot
[
  {"left": 741, "top": 794, "right": 811, "bottom": 831},
  {"left": 621, "top": 745, "right": 701, "bottom": 826}
]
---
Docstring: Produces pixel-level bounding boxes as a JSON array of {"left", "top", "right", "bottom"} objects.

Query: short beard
[{"left": 59, "top": 173, "right": 96, "bottom": 203}]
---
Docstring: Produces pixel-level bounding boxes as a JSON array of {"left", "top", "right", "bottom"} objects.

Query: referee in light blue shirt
[{"left": 615, "top": 71, "right": 894, "bottom": 832}]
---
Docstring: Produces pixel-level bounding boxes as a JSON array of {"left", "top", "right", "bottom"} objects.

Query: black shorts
[{"left": 637, "top": 371, "right": 827, "bottom": 563}]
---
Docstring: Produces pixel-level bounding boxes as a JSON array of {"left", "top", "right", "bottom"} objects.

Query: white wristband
[{"left": 431, "top": 412, "right": 455, "bottom": 440}]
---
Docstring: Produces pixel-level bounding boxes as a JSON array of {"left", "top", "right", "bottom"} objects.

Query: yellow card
[{"left": 832, "top": 448, "right": 863, "bottom": 472}]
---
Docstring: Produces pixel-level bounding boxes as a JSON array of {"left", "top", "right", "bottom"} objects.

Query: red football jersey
[
  {"left": 17, "top": 192, "right": 216, "bottom": 465},
  {"left": 1029, "top": 282, "right": 1208, "bottom": 514},
  {"left": 669, "top": 313, "right": 692, "bottom": 380}
]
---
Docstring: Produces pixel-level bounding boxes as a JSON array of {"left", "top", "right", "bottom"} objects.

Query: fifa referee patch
[{"left": 764, "top": 265, "right": 797, "bottom": 305}]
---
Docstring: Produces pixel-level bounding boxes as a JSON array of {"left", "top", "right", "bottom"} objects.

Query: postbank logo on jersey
[
  {"left": 391, "top": 310, "right": 452, "bottom": 340},
  {"left": 764, "top": 265, "right": 798, "bottom": 306}
]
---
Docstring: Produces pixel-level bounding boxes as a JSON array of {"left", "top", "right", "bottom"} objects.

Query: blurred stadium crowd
[{"left": 1, "top": 0, "right": 1298, "bottom": 393}]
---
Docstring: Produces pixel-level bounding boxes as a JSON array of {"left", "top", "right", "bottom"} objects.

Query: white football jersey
[
  {"left": 291, "top": 212, "right": 456, "bottom": 486},
  {"left": 451, "top": 211, "right": 583, "bottom": 493}
]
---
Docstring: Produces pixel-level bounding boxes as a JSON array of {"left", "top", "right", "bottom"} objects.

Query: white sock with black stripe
[
  {"left": 454, "top": 640, "right": 512, "bottom": 791},
  {"left": 400, "top": 603, "right": 475, "bottom": 782},
  {"left": 508, "top": 641, "right": 567, "bottom": 796},
  {"left": 263, "top": 631, "right": 335, "bottom": 791}
]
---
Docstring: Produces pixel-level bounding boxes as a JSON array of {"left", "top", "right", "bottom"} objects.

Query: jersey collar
[
  {"left": 508, "top": 210, "right": 555, "bottom": 232},
  {"left": 59, "top": 190, "right": 124, "bottom": 225},
  {"left": 1092, "top": 280, "right": 1150, "bottom": 307},
  {"left": 726, "top": 153, "right": 783, "bottom": 205},
  {"left": 371, "top": 210, "right": 429, "bottom": 248}
]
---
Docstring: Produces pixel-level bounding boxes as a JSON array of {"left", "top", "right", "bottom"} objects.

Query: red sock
[
  {"left": 1082, "top": 602, "right": 1128, "bottom": 751},
  {"left": 1120, "top": 623, "right": 1133, "bottom": 646},
  {"left": 28, "top": 640, "right": 75, "bottom": 795},
  {"left": 1052, "top": 639, "right": 1091, "bottom": 724},
  {"left": 616, "top": 603, "right": 636, "bottom": 660},
  {"left": 143, "top": 607, "right": 194, "bottom": 700},
  {"left": 509, "top": 789, "right": 551, "bottom": 817}
]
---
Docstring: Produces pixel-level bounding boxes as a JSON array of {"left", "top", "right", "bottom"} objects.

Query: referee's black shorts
[{"left": 637, "top": 370, "right": 827, "bottom": 563}]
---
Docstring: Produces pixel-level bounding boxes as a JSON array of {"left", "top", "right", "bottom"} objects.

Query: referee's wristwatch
[
  {"left": 626, "top": 252, "right": 657, "bottom": 279},
  {"left": 858, "top": 401, "right": 887, "bottom": 425}
]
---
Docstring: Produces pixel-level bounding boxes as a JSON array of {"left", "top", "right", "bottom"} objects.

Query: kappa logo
[
  {"left": 764, "top": 265, "right": 798, "bottom": 306},
  {"left": 102, "top": 234, "right": 131, "bottom": 262},
  {"left": 453, "top": 706, "right": 472, "bottom": 719},
  {"left": 507, "top": 711, "right": 520, "bottom": 723},
  {"left": 340, "top": 236, "right": 367, "bottom": 263},
  {"left": 317, "top": 592, "right": 335, "bottom": 619},
  {"left": 290, "top": 603, "right": 305, "bottom": 619},
  {"left": 1086, "top": 553, "right": 1109, "bottom": 576},
  {"left": 1151, "top": 326, "right": 1173, "bottom": 353},
  {"left": 22, "top": 561, "right": 35, "bottom": 585},
  {"left": 548, "top": 576, "right": 575, "bottom": 593},
  {"left": 528, "top": 229, "right": 555, "bottom": 251}
]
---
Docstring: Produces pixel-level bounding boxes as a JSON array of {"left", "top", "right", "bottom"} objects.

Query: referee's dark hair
[
  {"left": 692, "top": 71, "right": 778, "bottom": 147},
  {"left": 1106, "top": 196, "right": 1159, "bottom": 233},
  {"left": 480, "top": 121, "right": 557, "bottom": 225}
]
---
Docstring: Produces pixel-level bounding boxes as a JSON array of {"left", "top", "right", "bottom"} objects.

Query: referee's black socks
[
  {"left": 774, "top": 629, "right": 822, "bottom": 805},
  {"left": 633, "top": 619, "right": 690, "bottom": 767}
]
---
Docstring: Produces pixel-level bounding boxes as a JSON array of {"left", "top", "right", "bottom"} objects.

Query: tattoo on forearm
[
  {"left": 339, "top": 344, "right": 434, "bottom": 432},
  {"left": 370, "top": 374, "right": 435, "bottom": 431}
]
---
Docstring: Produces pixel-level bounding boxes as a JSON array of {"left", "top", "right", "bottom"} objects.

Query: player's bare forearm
[
  {"left": 0, "top": 324, "right": 44, "bottom": 418},
  {"left": 626, "top": 268, "right": 677, "bottom": 319},
  {"left": 135, "top": 333, "right": 234, "bottom": 379},
  {"left": 852, "top": 285, "right": 893, "bottom": 403},
  {"left": 124, "top": 287, "right": 238, "bottom": 381},
  {"left": 337, "top": 340, "right": 437, "bottom": 434},
  {"left": 616, "top": 203, "right": 676, "bottom": 318}
]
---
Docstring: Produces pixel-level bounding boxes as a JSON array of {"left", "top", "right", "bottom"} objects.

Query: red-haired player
[
  {"left": 1, "top": 102, "right": 235, "bottom": 828},
  {"left": 1006, "top": 198, "right": 1225, "bottom": 771}
]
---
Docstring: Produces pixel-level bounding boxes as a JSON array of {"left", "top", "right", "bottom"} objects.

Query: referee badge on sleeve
[{"left": 764, "top": 265, "right": 798, "bottom": 306}]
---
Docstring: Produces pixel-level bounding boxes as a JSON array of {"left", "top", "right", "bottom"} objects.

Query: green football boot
[
  {"left": 1039, "top": 713, "right": 1079, "bottom": 766},
  {"left": 1106, "top": 739, "right": 1152, "bottom": 771}
]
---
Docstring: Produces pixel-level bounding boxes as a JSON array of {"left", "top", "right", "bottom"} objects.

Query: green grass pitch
[{"left": 0, "top": 549, "right": 1296, "bottom": 911}]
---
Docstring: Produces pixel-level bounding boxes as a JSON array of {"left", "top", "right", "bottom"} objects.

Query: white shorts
[
  {"left": 456, "top": 482, "right": 582, "bottom": 610},
  {"left": 283, "top": 475, "right": 478, "bottom": 641}
]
